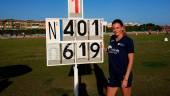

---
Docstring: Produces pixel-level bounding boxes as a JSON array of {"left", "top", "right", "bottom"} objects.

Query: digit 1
[
  {"left": 79, "top": 42, "right": 86, "bottom": 56},
  {"left": 92, "top": 20, "right": 99, "bottom": 35},
  {"left": 90, "top": 42, "right": 100, "bottom": 58}
]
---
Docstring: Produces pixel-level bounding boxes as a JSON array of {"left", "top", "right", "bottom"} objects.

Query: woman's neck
[{"left": 116, "top": 33, "right": 124, "bottom": 41}]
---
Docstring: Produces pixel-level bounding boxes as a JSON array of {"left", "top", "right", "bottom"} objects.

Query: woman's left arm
[
  {"left": 124, "top": 53, "right": 134, "bottom": 80},
  {"left": 122, "top": 53, "right": 134, "bottom": 87}
]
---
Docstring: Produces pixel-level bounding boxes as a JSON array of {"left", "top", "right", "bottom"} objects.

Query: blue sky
[{"left": 1, "top": 0, "right": 170, "bottom": 25}]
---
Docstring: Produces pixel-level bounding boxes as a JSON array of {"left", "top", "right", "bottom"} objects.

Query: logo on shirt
[
  {"left": 111, "top": 40, "right": 115, "bottom": 42},
  {"left": 108, "top": 45, "right": 119, "bottom": 54},
  {"left": 117, "top": 43, "right": 125, "bottom": 47}
]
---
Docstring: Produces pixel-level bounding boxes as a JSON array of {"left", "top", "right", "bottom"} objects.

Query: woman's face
[{"left": 112, "top": 23, "right": 124, "bottom": 36}]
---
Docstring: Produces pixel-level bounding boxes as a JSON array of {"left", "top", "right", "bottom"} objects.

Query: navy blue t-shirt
[{"left": 108, "top": 35, "right": 134, "bottom": 80}]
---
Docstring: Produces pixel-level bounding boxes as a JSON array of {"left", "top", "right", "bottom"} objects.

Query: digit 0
[{"left": 77, "top": 20, "right": 87, "bottom": 36}]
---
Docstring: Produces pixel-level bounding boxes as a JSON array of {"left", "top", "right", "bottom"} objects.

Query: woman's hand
[{"left": 121, "top": 79, "right": 128, "bottom": 88}]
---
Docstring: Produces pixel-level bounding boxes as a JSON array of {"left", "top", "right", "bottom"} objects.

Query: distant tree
[{"left": 106, "top": 26, "right": 112, "bottom": 33}]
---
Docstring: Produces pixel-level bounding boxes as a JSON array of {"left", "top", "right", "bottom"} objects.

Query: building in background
[
  {"left": 125, "top": 22, "right": 141, "bottom": 26},
  {"left": 0, "top": 19, "right": 45, "bottom": 30}
]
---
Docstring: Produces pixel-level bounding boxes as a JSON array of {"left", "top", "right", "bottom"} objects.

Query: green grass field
[{"left": 0, "top": 33, "right": 170, "bottom": 96}]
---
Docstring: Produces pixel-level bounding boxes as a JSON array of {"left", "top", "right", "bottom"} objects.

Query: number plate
[{"left": 46, "top": 18, "right": 104, "bottom": 66}]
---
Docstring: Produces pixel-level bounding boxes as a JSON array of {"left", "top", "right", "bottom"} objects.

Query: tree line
[{"left": 105, "top": 23, "right": 163, "bottom": 32}]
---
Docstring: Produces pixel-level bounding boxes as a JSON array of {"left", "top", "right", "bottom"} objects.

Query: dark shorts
[{"left": 107, "top": 72, "right": 133, "bottom": 87}]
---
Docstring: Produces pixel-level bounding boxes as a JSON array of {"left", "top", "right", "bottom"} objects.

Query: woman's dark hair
[{"left": 112, "top": 19, "right": 124, "bottom": 26}]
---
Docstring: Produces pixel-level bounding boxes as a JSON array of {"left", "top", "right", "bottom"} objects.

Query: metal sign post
[
  {"left": 74, "top": 37, "right": 79, "bottom": 96},
  {"left": 68, "top": 0, "right": 83, "bottom": 95},
  {"left": 74, "top": 64, "right": 79, "bottom": 96}
]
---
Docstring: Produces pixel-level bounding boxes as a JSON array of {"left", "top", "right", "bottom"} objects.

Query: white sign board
[{"left": 46, "top": 18, "right": 104, "bottom": 66}]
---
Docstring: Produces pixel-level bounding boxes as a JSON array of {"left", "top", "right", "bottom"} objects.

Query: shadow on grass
[
  {"left": 68, "top": 64, "right": 107, "bottom": 96},
  {"left": 79, "top": 82, "right": 89, "bottom": 96},
  {"left": 68, "top": 64, "right": 92, "bottom": 96},
  {"left": 61, "top": 93, "right": 68, "bottom": 96},
  {"left": 0, "top": 79, "right": 12, "bottom": 93},
  {"left": 93, "top": 64, "right": 107, "bottom": 96},
  {"left": 68, "top": 64, "right": 92, "bottom": 76},
  {"left": 0, "top": 65, "right": 32, "bottom": 92}
]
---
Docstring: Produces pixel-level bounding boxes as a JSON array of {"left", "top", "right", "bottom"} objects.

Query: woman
[{"left": 107, "top": 19, "right": 134, "bottom": 96}]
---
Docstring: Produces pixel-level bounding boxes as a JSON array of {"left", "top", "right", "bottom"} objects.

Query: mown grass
[{"left": 0, "top": 33, "right": 170, "bottom": 96}]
